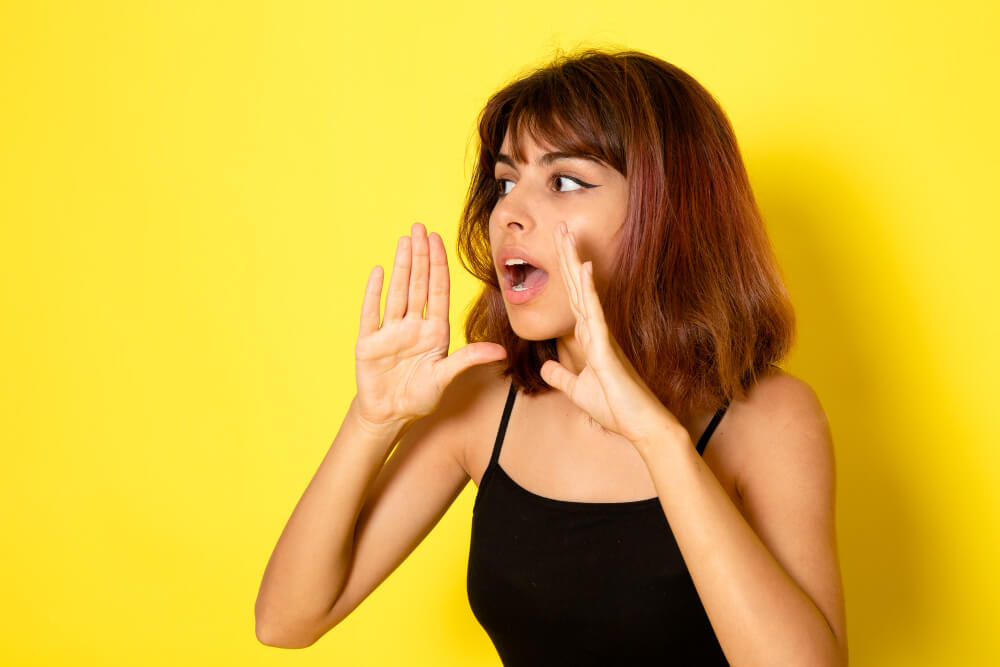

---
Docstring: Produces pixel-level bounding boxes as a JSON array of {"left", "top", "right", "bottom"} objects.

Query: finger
[
  {"left": 360, "top": 264, "right": 384, "bottom": 336},
  {"left": 407, "top": 222, "right": 430, "bottom": 318},
  {"left": 555, "top": 224, "right": 583, "bottom": 320},
  {"left": 383, "top": 235, "right": 411, "bottom": 322},
  {"left": 580, "top": 261, "right": 608, "bottom": 337},
  {"left": 434, "top": 342, "right": 507, "bottom": 389},
  {"left": 564, "top": 229, "right": 585, "bottom": 315},
  {"left": 580, "top": 261, "right": 613, "bottom": 363},
  {"left": 426, "top": 231, "right": 450, "bottom": 321},
  {"left": 582, "top": 262, "right": 609, "bottom": 330},
  {"left": 539, "top": 358, "right": 577, "bottom": 395}
]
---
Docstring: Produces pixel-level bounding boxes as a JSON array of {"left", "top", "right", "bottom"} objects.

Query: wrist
[
  {"left": 348, "top": 396, "right": 411, "bottom": 442},
  {"left": 631, "top": 414, "right": 693, "bottom": 461}
]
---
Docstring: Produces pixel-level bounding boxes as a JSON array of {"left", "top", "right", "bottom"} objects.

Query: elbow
[
  {"left": 254, "top": 603, "right": 323, "bottom": 649},
  {"left": 809, "top": 638, "right": 849, "bottom": 667},
  {"left": 825, "top": 621, "right": 849, "bottom": 667},
  {"left": 834, "top": 641, "right": 849, "bottom": 667},
  {"left": 255, "top": 617, "right": 319, "bottom": 649},
  {"left": 805, "top": 637, "right": 848, "bottom": 667},
  {"left": 771, "top": 632, "right": 846, "bottom": 667}
]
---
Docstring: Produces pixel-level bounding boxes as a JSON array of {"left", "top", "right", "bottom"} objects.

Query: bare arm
[
  {"left": 253, "top": 371, "right": 488, "bottom": 648},
  {"left": 254, "top": 222, "right": 506, "bottom": 648},
  {"left": 633, "top": 373, "right": 848, "bottom": 666},
  {"left": 253, "top": 398, "right": 406, "bottom": 647}
]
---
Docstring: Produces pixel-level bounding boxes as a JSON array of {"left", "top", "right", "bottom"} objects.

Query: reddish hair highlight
[{"left": 457, "top": 48, "right": 795, "bottom": 419}]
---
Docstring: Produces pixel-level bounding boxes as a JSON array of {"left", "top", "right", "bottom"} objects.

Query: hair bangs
[
  {"left": 458, "top": 48, "right": 795, "bottom": 421},
  {"left": 496, "top": 75, "right": 625, "bottom": 174}
]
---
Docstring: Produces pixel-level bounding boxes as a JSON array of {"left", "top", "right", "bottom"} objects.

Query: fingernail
[
  {"left": 560, "top": 222, "right": 567, "bottom": 234},
  {"left": 570, "top": 233, "right": 577, "bottom": 247}
]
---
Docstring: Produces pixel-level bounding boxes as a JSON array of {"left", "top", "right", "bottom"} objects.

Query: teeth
[{"left": 504, "top": 257, "right": 536, "bottom": 293}]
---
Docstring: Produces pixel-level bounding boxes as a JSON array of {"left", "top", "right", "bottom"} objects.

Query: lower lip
[{"left": 504, "top": 272, "right": 549, "bottom": 305}]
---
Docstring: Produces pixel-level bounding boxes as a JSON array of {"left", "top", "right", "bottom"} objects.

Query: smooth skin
[
  {"left": 353, "top": 228, "right": 508, "bottom": 431},
  {"left": 545, "top": 210, "right": 848, "bottom": 665},
  {"left": 255, "top": 222, "right": 508, "bottom": 647},
  {"left": 256, "top": 135, "right": 847, "bottom": 665},
  {"left": 492, "top": 131, "right": 847, "bottom": 664}
]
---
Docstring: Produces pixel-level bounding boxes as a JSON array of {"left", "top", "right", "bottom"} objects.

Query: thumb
[
  {"left": 540, "top": 359, "right": 576, "bottom": 395},
  {"left": 435, "top": 342, "right": 507, "bottom": 388}
]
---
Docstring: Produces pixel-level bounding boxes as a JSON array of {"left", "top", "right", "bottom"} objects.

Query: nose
[{"left": 491, "top": 180, "right": 540, "bottom": 233}]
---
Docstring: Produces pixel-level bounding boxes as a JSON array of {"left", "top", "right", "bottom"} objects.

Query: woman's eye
[
  {"left": 495, "top": 175, "right": 595, "bottom": 197},
  {"left": 496, "top": 178, "right": 514, "bottom": 196},
  {"left": 554, "top": 175, "right": 584, "bottom": 192}
]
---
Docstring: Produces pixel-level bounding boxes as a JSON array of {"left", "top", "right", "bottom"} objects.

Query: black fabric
[{"left": 467, "top": 381, "right": 730, "bottom": 666}]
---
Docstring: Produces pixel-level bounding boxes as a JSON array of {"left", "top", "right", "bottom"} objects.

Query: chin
[{"left": 507, "top": 310, "right": 573, "bottom": 341}]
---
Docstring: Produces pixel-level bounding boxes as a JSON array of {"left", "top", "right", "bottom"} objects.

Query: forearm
[
  {"left": 634, "top": 425, "right": 844, "bottom": 667},
  {"left": 254, "top": 396, "right": 406, "bottom": 641}
]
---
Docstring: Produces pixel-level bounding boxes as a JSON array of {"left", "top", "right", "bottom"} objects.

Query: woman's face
[{"left": 489, "top": 128, "right": 629, "bottom": 340}]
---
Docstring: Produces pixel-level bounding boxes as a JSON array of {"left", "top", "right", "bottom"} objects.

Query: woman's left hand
[{"left": 539, "top": 222, "right": 684, "bottom": 449}]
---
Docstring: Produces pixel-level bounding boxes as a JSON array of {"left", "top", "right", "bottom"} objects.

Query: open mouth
[{"left": 505, "top": 261, "right": 549, "bottom": 291}]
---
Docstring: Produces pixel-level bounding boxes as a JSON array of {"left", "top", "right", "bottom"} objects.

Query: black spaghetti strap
[
  {"left": 473, "top": 380, "right": 518, "bottom": 515},
  {"left": 490, "top": 380, "right": 518, "bottom": 467},
  {"left": 696, "top": 399, "right": 729, "bottom": 456}
]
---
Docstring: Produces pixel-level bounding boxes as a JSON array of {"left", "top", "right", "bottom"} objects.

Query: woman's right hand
[{"left": 353, "top": 222, "right": 508, "bottom": 433}]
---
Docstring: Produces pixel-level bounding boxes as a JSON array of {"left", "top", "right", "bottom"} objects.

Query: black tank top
[{"left": 467, "top": 380, "right": 731, "bottom": 666}]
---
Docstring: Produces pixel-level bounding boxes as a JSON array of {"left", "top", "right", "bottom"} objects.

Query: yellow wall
[{"left": 2, "top": 1, "right": 997, "bottom": 664}]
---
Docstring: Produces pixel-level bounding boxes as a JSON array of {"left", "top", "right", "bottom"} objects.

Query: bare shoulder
[
  {"left": 729, "top": 366, "right": 834, "bottom": 498},
  {"left": 735, "top": 366, "right": 829, "bottom": 431},
  {"left": 726, "top": 367, "right": 846, "bottom": 652},
  {"left": 434, "top": 359, "right": 510, "bottom": 473}
]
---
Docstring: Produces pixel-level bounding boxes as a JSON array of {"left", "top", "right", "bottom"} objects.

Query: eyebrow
[{"left": 495, "top": 151, "right": 602, "bottom": 169}]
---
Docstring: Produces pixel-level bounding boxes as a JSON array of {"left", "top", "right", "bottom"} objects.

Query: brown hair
[{"left": 457, "top": 48, "right": 795, "bottom": 419}]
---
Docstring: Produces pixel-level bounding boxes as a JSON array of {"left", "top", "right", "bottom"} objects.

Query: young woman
[{"left": 255, "top": 49, "right": 848, "bottom": 665}]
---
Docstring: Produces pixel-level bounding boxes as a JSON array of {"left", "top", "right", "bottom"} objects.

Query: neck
[{"left": 555, "top": 334, "right": 586, "bottom": 375}]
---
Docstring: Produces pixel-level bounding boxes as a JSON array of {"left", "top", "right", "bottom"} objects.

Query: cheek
[
  {"left": 488, "top": 218, "right": 503, "bottom": 248},
  {"left": 572, "top": 233, "right": 620, "bottom": 291}
]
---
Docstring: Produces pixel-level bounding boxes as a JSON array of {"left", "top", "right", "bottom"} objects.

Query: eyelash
[{"left": 494, "top": 174, "right": 596, "bottom": 197}]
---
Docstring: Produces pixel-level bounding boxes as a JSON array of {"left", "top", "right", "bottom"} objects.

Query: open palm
[
  {"left": 540, "top": 222, "right": 677, "bottom": 445},
  {"left": 354, "top": 223, "right": 506, "bottom": 431}
]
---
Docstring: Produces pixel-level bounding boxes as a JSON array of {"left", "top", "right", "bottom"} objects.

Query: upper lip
[{"left": 495, "top": 245, "right": 549, "bottom": 279}]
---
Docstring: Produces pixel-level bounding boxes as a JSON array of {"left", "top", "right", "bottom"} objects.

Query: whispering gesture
[
  {"left": 354, "top": 223, "right": 507, "bottom": 433},
  {"left": 539, "top": 222, "right": 683, "bottom": 447}
]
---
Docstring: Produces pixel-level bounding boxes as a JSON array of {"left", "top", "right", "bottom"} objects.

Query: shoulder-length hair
[{"left": 457, "top": 48, "right": 796, "bottom": 418}]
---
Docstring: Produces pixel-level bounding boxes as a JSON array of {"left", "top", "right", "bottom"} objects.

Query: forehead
[
  {"left": 499, "top": 127, "right": 555, "bottom": 156},
  {"left": 493, "top": 110, "right": 624, "bottom": 176},
  {"left": 496, "top": 128, "right": 606, "bottom": 171},
  {"left": 498, "top": 110, "right": 587, "bottom": 159}
]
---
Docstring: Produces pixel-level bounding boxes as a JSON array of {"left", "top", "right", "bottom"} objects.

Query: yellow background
[{"left": 2, "top": 1, "right": 997, "bottom": 665}]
